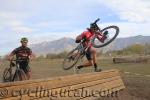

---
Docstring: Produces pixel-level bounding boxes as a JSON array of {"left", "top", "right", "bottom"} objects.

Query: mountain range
[{"left": 30, "top": 35, "right": 150, "bottom": 55}]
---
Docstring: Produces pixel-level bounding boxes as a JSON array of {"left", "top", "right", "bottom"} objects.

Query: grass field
[{"left": 0, "top": 57, "right": 150, "bottom": 100}]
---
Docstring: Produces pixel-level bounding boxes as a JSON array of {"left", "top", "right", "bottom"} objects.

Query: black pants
[
  {"left": 19, "top": 61, "right": 30, "bottom": 73},
  {"left": 86, "top": 49, "right": 92, "bottom": 61}
]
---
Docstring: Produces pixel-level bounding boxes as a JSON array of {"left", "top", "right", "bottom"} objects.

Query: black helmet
[{"left": 90, "top": 23, "right": 99, "bottom": 30}]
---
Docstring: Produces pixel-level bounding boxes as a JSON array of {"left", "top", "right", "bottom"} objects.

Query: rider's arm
[
  {"left": 28, "top": 48, "right": 33, "bottom": 61},
  {"left": 75, "top": 32, "right": 86, "bottom": 43},
  {"left": 75, "top": 35, "right": 82, "bottom": 43},
  {"left": 28, "top": 55, "right": 32, "bottom": 61},
  {"left": 95, "top": 31, "right": 103, "bottom": 40}
]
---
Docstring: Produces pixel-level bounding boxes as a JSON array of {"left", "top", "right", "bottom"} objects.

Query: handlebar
[
  {"left": 10, "top": 59, "right": 29, "bottom": 62},
  {"left": 93, "top": 18, "right": 100, "bottom": 24},
  {"left": 10, "top": 59, "right": 29, "bottom": 67},
  {"left": 91, "top": 18, "right": 101, "bottom": 31}
]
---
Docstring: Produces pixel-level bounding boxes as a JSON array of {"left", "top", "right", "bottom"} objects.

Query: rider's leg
[
  {"left": 19, "top": 63, "right": 26, "bottom": 80},
  {"left": 91, "top": 47, "right": 96, "bottom": 64},
  {"left": 26, "top": 70, "right": 31, "bottom": 80},
  {"left": 91, "top": 47, "right": 102, "bottom": 72},
  {"left": 25, "top": 65, "right": 32, "bottom": 80},
  {"left": 76, "top": 48, "right": 93, "bottom": 69},
  {"left": 22, "top": 62, "right": 32, "bottom": 80},
  {"left": 91, "top": 48, "right": 97, "bottom": 69},
  {"left": 77, "top": 60, "right": 93, "bottom": 69},
  {"left": 75, "top": 60, "right": 92, "bottom": 73}
]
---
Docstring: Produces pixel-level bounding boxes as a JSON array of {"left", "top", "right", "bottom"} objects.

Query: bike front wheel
[
  {"left": 63, "top": 48, "right": 81, "bottom": 70},
  {"left": 92, "top": 25, "right": 119, "bottom": 48},
  {"left": 3, "top": 68, "right": 12, "bottom": 82}
]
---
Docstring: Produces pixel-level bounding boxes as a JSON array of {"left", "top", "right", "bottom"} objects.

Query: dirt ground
[
  {"left": 0, "top": 58, "right": 150, "bottom": 100},
  {"left": 121, "top": 74, "right": 150, "bottom": 100}
]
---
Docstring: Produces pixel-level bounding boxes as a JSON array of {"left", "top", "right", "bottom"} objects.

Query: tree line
[{"left": 104, "top": 43, "right": 150, "bottom": 56}]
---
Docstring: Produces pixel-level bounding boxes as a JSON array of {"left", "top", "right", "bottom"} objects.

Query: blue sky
[{"left": 0, "top": 0, "right": 150, "bottom": 55}]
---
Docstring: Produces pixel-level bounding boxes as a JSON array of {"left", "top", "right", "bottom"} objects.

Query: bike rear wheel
[
  {"left": 63, "top": 48, "right": 81, "bottom": 70},
  {"left": 13, "top": 69, "right": 27, "bottom": 81},
  {"left": 92, "top": 25, "right": 119, "bottom": 48},
  {"left": 3, "top": 68, "right": 12, "bottom": 82}
]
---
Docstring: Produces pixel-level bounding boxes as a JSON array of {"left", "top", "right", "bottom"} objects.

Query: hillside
[{"left": 30, "top": 35, "right": 150, "bottom": 55}]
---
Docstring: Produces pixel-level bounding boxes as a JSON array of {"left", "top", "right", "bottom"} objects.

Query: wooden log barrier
[
  {"left": 113, "top": 57, "right": 148, "bottom": 63},
  {"left": 0, "top": 69, "right": 125, "bottom": 100}
]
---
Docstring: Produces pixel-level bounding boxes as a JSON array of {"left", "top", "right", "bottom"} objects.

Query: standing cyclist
[
  {"left": 7, "top": 37, "right": 33, "bottom": 80},
  {"left": 75, "top": 23, "right": 108, "bottom": 73}
]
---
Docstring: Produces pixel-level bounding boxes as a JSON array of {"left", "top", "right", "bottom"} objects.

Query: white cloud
[
  {"left": 0, "top": 11, "right": 34, "bottom": 32},
  {"left": 11, "top": 26, "right": 33, "bottom": 33},
  {"left": 99, "top": 0, "right": 150, "bottom": 22},
  {"left": 97, "top": 0, "right": 150, "bottom": 38}
]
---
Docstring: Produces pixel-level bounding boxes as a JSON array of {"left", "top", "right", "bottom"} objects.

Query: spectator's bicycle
[
  {"left": 62, "top": 18, "right": 119, "bottom": 70},
  {"left": 3, "top": 59, "right": 27, "bottom": 82}
]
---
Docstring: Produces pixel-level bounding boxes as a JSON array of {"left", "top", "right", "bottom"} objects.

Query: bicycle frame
[
  {"left": 10, "top": 59, "right": 28, "bottom": 81},
  {"left": 15, "top": 61, "right": 20, "bottom": 70}
]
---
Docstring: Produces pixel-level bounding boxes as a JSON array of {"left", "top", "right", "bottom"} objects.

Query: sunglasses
[{"left": 21, "top": 41, "right": 28, "bottom": 43}]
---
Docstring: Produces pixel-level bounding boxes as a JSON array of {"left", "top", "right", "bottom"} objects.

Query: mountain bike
[
  {"left": 3, "top": 59, "right": 28, "bottom": 82},
  {"left": 62, "top": 18, "right": 119, "bottom": 70}
]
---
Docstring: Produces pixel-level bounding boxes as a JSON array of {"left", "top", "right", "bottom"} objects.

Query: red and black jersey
[
  {"left": 80, "top": 30, "right": 94, "bottom": 48},
  {"left": 11, "top": 46, "right": 32, "bottom": 60}
]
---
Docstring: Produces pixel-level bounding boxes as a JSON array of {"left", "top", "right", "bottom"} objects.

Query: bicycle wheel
[
  {"left": 3, "top": 68, "right": 12, "bottom": 82},
  {"left": 19, "top": 69, "right": 27, "bottom": 80},
  {"left": 92, "top": 25, "right": 119, "bottom": 48},
  {"left": 13, "top": 69, "right": 27, "bottom": 81},
  {"left": 63, "top": 48, "right": 81, "bottom": 70},
  {"left": 12, "top": 70, "right": 19, "bottom": 81}
]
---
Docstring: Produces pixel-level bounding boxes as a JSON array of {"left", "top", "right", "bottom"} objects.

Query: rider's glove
[{"left": 75, "top": 40, "right": 81, "bottom": 43}]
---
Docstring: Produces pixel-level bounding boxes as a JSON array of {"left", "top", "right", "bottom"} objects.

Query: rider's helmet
[
  {"left": 90, "top": 23, "right": 99, "bottom": 31},
  {"left": 20, "top": 37, "right": 28, "bottom": 42}
]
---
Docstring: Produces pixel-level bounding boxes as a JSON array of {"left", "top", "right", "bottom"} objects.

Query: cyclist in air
[
  {"left": 7, "top": 37, "right": 33, "bottom": 80},
  {"left": 75, "top": 23, "right": 108, "bottom": 73}
]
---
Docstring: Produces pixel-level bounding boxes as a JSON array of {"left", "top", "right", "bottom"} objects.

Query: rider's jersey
[
  {"left": 80, "top": 30, "right": 94, "bottom": 48},
  {"left": 11, "top": 46, "right": 32, "bottom": 61}
]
